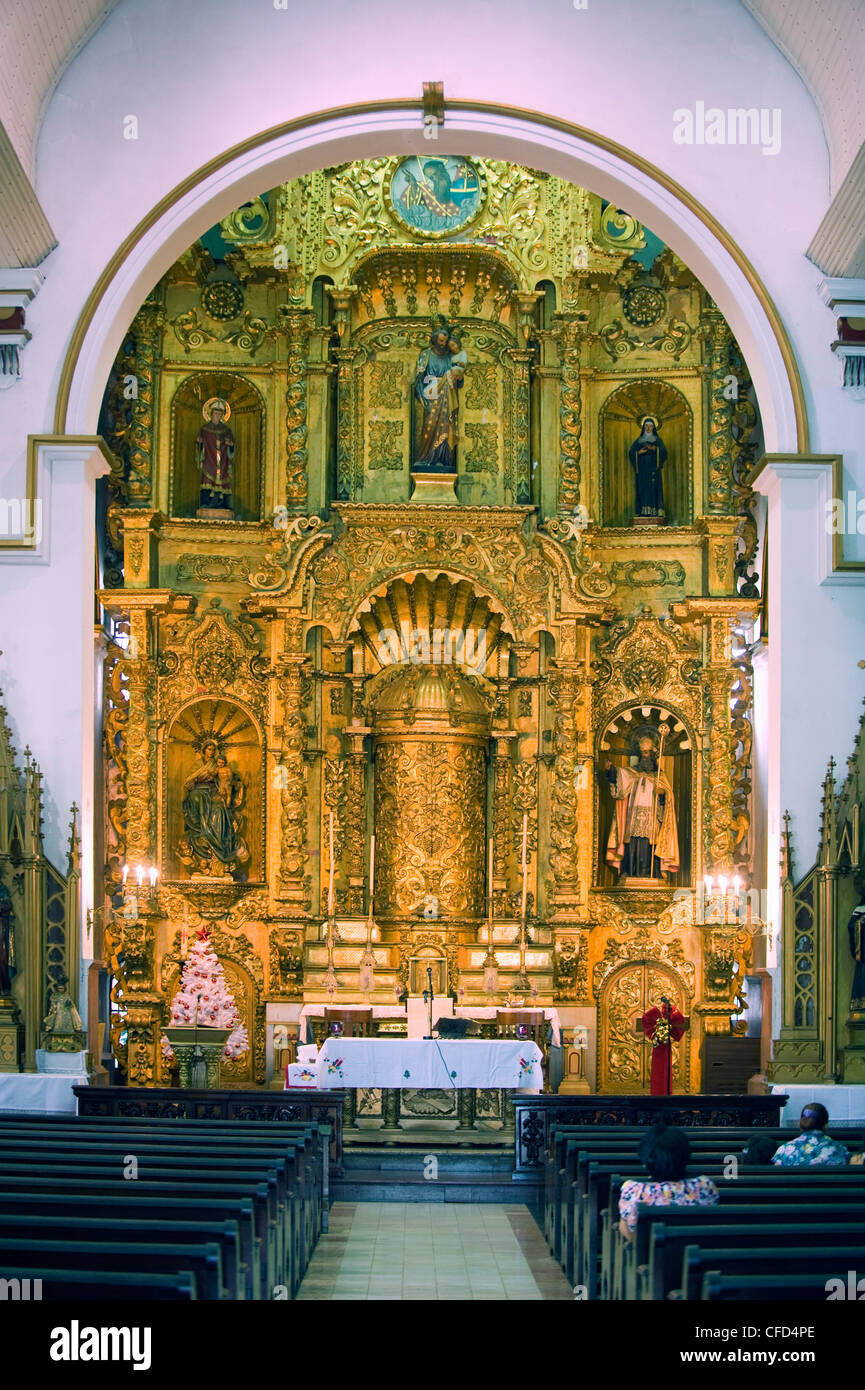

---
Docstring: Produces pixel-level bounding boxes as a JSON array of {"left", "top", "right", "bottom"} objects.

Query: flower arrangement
[
  {"left": 650, "top": 1017, "right": 671, "bottom": 1048},
  {"left": 161, "top": 926, "right": 249, "bottom": 1063}
]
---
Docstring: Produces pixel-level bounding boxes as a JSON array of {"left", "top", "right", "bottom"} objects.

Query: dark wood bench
[
  {"left": 0, "top": 1266, "right": 198, "bottom": 1300},
  {"left": 0, "top": 1191, "right": 259, "bottom": 1298},
  {"left": 641, "top": 1219, "right": 865, "bottom": 1302},
  {"left": 0, "top": 1236, "right": 226, "bottom": 1300}
]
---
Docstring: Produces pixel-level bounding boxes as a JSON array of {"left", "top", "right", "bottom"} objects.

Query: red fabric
[{"left": 641, "top": 1005, "right": 686, "bottom": 1095}]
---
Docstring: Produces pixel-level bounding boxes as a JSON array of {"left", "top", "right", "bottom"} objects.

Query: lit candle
[
  {"left": 718, "top": 874, "right": 729, "bottom": 895},
  {"left": 369, "top": 833, "right": 376, "bottom": 906},
  {"left": 520, "top": 814, "right": 528, "bottom": 923},
  {"left": 149, "top": 867, "right": 158, "bottom": 889},
  {"left": 704, "top": 875, "right": 714, "bottom": 896},
  {"left": 181, "top": 902, "right": 189, "bottom": 958},
  {"left": 732, "top": 875, "right": 742, "bottom": 894},
  {"left": 122, "top": 865, "right": 129, "bottom": 886},
  {"left": 136, "top": 866, "right": 144, "bottom": 889}
]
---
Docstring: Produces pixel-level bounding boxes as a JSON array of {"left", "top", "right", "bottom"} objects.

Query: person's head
[
  {"left": 639, "top": 1123, "right": 690, "bottom": 1182},
  {"left": 635, "top": 735, "right": 658, "bottom": 773},
  {"left": 742, "top": 1133, "right": 778, "bottom": 1166},
  {"left": 447, "top": 334, "right": 462, "bottom": 356},
  {"left": 431, "top": 329, "right": 449, "bottom": 354},
  {"left": 209, "top": 399, "right": 227, "bottom": 425},
  {"left": 641, "top": 415, "right": 657, "bottom": 437},
  {"left": 217, "top": 754, "right": 228, "bottom": 767},
  {"left": 202, "top": 741, "right": 216, "bottom": 760},
  {"left": 799, "top": 1102, "right": 829, "bottom": 1133}
]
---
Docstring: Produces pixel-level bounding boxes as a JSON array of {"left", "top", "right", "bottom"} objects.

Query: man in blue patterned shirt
[{"left": 771, "top": 1103, "right": 850, "bottom": 1166}]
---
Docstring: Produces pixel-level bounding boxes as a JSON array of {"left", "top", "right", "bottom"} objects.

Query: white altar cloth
[
  {"left": 0, "top": 1073, "right": 87, "bottom": 1113},
  {"left": 315, "top": 1037, "right": 542, "bottom": 1090}
]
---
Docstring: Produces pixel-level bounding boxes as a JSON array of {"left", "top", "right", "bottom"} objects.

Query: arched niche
[
  {"left": 164, "top": 697, "right": 263, "bottom": 883},
  {"left": 169, "top": 371, "right": 264, "bottom": 520},
  {"left": 600, "top": 379, "right": 693, "bottom": 527},
  {"left": 596, "top": 702, "right": 693, "bottom": 890}
]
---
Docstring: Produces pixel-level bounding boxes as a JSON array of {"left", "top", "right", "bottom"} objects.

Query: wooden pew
[
  {"left": 0, "top": 1192, "right": 259, "bottom": 1298},
  {"left": 599, "top": 1169, "right": 865, "bottom": 1300},
  {"left": 627, "top": 1201, "right": 865, "bottom": 1303},
  {"left": 682, "top": 1243, "right": 865, "bottom": 1303},
  {"left": 0, "top": 1136, "right": 304, "bottom": 1289},
  {"left": 702, "top": 1270, "right": 849, "bottom": 1301},
  {"left": 642, "top": 1219, "right": 865, "bottom": 1302},
  {"left": 0, "top": 1236, "right": 225, "bottom": 1301},
  {"left": 0, "top": 1214, "right": 243, "bottom": 1300},
  {"left": 0, "top": 1173, "right": 275, "bottom": 1298},
  {"left": 0, "top": 1266, "right": 198, "bottom": 1300}
]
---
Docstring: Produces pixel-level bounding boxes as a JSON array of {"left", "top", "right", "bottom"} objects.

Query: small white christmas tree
[{"left": 162, "top": 927, "right": 249, "bottom": 1062}]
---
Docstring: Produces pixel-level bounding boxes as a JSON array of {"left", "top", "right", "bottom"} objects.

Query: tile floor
[{"left": 296, "top": 1202, "right": 573, "bottom": 1300}]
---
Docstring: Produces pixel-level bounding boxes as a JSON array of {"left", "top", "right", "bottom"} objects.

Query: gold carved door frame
[{"left": 599, "top": 961, "right": 690, "bottom": 1094}]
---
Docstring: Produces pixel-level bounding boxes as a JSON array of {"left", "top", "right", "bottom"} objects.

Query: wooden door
[{"left": 599, "top": 962, "right": 688, "bottom": 1093}]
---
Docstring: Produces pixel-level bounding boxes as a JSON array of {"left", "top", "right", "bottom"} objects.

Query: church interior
[{"left": 0, "top": 0, "right": 864, "bottom": 1327}]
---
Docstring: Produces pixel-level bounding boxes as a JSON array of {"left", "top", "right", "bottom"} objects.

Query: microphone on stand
[{"left": 425, "top": 966, "right": 434, "bottom": 1040}]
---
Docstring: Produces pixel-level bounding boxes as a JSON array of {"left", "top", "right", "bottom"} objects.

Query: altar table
[{"left": 315, "top": 1037, "right": 543, "bottom": 1091}]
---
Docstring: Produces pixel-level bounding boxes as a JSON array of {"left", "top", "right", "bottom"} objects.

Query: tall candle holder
[
  {"left": 359, "top": 834, "right": 377, "bottom": 996},
  {"left": 482, "top": 836, "right": 499, "bottom": 997}
]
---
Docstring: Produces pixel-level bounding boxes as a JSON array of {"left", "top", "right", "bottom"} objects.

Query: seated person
[
  {"left": 771, "top": 1102, "right": 850, "bottom": 1166},
  {"left": 742, "top": 1133, "right": 779, "bottom": 1166},
  {"left": 618, "top": 1123, "right": 719, "bottom": 1239},
  {"left": 850, "top": 1151, "right": 864, "bottom": 1166}
]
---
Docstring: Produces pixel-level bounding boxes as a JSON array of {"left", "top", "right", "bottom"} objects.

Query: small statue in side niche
[
  {"left": 177, "top": 740, "right": 250, "bottom": 880},
  {"left": 196, "top": 397, "right": 235, "bottom": 515},
  {"left": 0, "top": 881, "right": 15, "bottom": 996},
  {"left": 42, "top": 981, "right": 86, "bottom": 1052},
  {"left": 628, "top": 414, "right": 667, "bottom": 523}
]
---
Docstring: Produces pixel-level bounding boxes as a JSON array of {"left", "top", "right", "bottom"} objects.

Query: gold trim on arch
[{"left": 53, "top": 98, "right": 809, "bottom": 452}]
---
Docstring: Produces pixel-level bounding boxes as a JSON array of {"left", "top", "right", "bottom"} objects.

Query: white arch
[{"left": 61, "top": 104, "right": 804, "bottom": 452}]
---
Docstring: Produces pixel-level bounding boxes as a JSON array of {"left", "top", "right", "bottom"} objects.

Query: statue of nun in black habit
[{"left": 628, "top": 414, "right": 667, "bottom": 521}]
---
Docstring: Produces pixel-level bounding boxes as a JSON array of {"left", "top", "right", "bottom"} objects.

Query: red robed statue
[{"left": 639, "top": 1000, "right": 688, "bottom": 1095}]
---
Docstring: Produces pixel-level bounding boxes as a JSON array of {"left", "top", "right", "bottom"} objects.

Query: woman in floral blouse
[
  {"left": 771, "top": 1103, "right": 850, "bottom": 1166},
  {"left": 618, "top": 1124, "right": 719, "bottom": 1238}
]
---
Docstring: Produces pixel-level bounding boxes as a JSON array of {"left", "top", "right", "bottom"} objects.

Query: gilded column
[
  {"left": 280, "top": 298, "right": 315, "bottom": 511},
  {"left": 704, "top": 657, "right": 736, "bottom": 875},
  {"left": 492, "top": 733, "right": 514, "bottom": 914},
  {"left": 276, "top": 651, "right": 311, "bottom": 908},
  {"left": 548, "top": 661, "right": 582, "bottom": 918},
  {"left": 701, "top": 306, "right": 734, "bottom": 515},
  {"left": 553, "top": 312, "right": 588, "bottom": 515},
  {"left": 127, "top": 294, "right": 163, "bottom": 505},
  {"left": 123, "top": 607, "right": 157, "bottom": 872},
  {"left": 335, "top": 348, "right": 364, "bottom": 501},
  {"left": 345, "top": 746, "right": 370, "bottom": 915},
  {"left": 505, "top": 348, "right": 533, "bottom": 504}
]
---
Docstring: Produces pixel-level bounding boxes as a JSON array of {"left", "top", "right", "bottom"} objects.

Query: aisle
[{"left": 296, "top": 1202, "right": 573, "bottom": 1300}]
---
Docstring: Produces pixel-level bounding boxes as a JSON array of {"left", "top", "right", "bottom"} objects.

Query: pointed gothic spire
[
  {"left": 780, "top": 809, "right": 793, "bottom": 881},
  {"left": 819, "top": 758, "right": 837, "bottom": 864}
]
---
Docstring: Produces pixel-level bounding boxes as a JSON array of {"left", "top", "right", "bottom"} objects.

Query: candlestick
[
  {"left": 520, "top": 813, "right": 528, "bottom": 923},
  {"left": 327, "top": 811, "right": 335, "bottom": 918},
  {"left": 368, "top": 833, "right": 376, "bottom": 915}
]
